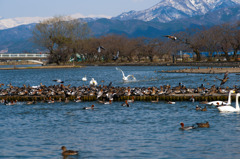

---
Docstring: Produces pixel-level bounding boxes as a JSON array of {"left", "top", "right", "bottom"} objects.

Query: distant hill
[{"left": 0, "top": 2, "right": 239, "bottom": 53}]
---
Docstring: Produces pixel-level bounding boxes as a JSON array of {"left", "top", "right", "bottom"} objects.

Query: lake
[{"left": 0, "top": 66, "right": 240, "bottom": 159}]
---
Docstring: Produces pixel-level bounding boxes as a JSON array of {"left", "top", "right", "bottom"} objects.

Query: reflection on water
[{"left": 0, "top": 66, "right": 240, "bottom": 158}]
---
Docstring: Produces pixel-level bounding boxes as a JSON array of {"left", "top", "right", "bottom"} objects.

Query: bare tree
[
  {"left": 32, "top": 16, "right": 91, "bottom": 64},
  {"left": 201, "top": 27, "right": 219, "bottom": 61}
]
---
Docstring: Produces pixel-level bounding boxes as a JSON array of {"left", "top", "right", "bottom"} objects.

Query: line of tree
[{"left": 32, "top": 16, "right": 240, "bottom": 64}]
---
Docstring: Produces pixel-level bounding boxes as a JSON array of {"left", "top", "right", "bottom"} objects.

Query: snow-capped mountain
[
  {"left": 113, "top": 0, "right": 240, "bottom": 22},
  {"left": 0, "top": 17, "right": 50, "bottom": 30},
  {"left": 0, "top": 14, "right": 111, "bottom": 30}
]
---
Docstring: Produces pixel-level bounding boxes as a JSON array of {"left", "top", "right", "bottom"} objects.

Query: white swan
[
  {"left": 206, "top": 90, "right": 235, "bottom": 106},
  {"left": 82, "top": 75, "right": 87, "bottom": 81},
  {"left": 217, "top": 93, "right": 240, "bottom": 112},
  {"left": 89, "top": 78, "right": 98, "bottom": 86},
  {"left": 116, "top": 67, "right": 136, "bottom": 81}
]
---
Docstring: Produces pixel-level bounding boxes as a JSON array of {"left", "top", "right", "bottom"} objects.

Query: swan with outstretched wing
[{"left": 116, "top": 67, "right": 135, "bottom": 81}]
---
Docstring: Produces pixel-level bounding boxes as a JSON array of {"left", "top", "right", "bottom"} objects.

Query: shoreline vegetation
[{"left": 0, "top": 61, "right": 240, "bottom": 73}]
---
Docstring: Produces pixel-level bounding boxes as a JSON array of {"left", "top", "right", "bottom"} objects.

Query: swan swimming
[
  {"left": 82, "top": 75, "right": 87, "bottom": 81},
  {"left": 217, "top": 93, "right": 240, "bottom": 112},
  {"left": 89, "top": 78, "right": 98, "bottom": 86},
  {"left": 116, "top": 67, "right": 136, "bottom": 82},
  {"left": 206, "top": 90, "right": 235, "bottom": 106}
]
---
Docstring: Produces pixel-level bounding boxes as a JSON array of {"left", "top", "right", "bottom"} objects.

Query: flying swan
[{"left": 116, "top": 67, "right": 136, "bottom": 81}]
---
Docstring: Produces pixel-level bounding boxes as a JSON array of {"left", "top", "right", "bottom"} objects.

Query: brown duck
[
  {"left": 196, "top": 122, "right": 210, "bottom": 128},
  {"left": 61, "top": 146, "right": 78, "bottom": 156}
]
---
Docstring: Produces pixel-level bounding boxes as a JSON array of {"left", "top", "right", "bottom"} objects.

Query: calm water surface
[{"left": 0, "top": 66, "right": 240, "bottom": 159}]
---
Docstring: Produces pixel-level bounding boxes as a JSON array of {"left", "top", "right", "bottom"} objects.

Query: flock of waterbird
[
  {"left": 37, "top": 38, "right": 240, "bottom": 156},
  {"left": 1, "top": 66, "right": 239, "bottom": 157},
  {"left": 162, "top": 35, "right": 240, "bottom": 129}
]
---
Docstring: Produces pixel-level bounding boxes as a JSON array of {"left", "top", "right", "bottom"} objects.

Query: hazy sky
[{"left": 0, "top": 0, "right": 161, "bottom": 18}]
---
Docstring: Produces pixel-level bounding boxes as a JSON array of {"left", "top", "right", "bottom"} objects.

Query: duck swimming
[
  {"left": 53, "top": 79, "right": 64, "bottom": 83},
  {"left": 201, "top": 106, "right": 207, "bottom": 111},
  {"left": 196, "top": 121, "right": 210, "bottom": 128},
  {"left": 61, "top": 146, "right": 78, "bottom": 156},
  {"left": 83, "top": 104, "right": 94, "bottom": 110},
  {"left": 122, "top": 100, "right": 130, "bottom": 107},
  {"left": 168, "top": 101, "right": 176, "bottom": 104},
  {"left": 196, "top": 105, "right": 201, "bottom": 110},
  {"left": 179, "top": 122, "right": 195, "bottom": 130},
  {"left": 127, "top": 96, "right": 134, "bottom": 103}
]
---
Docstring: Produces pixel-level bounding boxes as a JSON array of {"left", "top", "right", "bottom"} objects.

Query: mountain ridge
[
  {"left": 0, "top": 0, "right": 239, "bottom": 53},
  {"left": 113, "top": 0, "right": 240, "bottom": 22}
]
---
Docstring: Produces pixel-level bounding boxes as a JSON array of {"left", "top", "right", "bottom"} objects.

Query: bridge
[{"left": 0, "top": 53, "right": 48, "bottom": 64}]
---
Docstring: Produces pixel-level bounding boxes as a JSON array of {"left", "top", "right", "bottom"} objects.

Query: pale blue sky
[{"left": 0, "top": 0, "right": 161, "bottom": 18}]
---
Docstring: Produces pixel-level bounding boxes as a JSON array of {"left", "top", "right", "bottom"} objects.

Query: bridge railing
[{"left": 0, "top": 53, "right": 48, "bottom": 58}]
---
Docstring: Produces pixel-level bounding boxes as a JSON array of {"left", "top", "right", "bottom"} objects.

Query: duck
[
  {"left": 217, "top": 93, "right": 240, "bottom": 112},
  {"left": 168, "top": 101, "right": 176, "bottom": 104},
  {"left": 151, "top": 97, "right": 159, "bottom": 103},
  {"left": 127, "top": 96, "right": 134, "bottom": 103},
  {"left": 104, "top": 100, "right": 112, "bottom": 105},
  {"left": 190, "top": 95, "right": 195, "bottom": 102},
  {"left": 163, "top": 35, "right": 177, "bottom": 41},
  {"left": 121, "top": 100, "right": 130, "bottom": 107},
  {"left": 83, "top": 104, "right": 94, "bottom": 110},
  {"left": 112, "top": 51, "right": 119, "bottom": 61},
  {"left": 75, "top": 97, "right": 81, "bottom": 102},
  {"left": 65, "top": 98, "right": 69, "bottom": 103},
  {"left": 196, "top": 121, "right": 210, "bottom": 128},
  {"left": 61, "top": 146, "right": 78, "bottom": 156},
  {"left": 97, "top": 45, "right": 105, "bottom": 53},
  {"left": 196, "top": 105, "right": 201, "bottom": 110},
  {"left": 179, "top": 122, "right": 195, "bottom": 130},
  {"left": 201, "top": 106, "right": 207, "bottom": 111},
  {"left": 53, "top": 79, "right": 64, "bottom": 83},
  {"left": 82, "top": 75, "right": 87, "bottom": 81},
  {"left": 97, "top": 89, "right": 103, "bottom": 99},
  {"left": 5, "top": 100, "right": 14, "bottom": 106},
  {"left": 26, "top": 101, "right": 36, "bottom": 105},
  {"left": 215, "top": 71, "right": 229, "bottom": 85},
  {"left": 48, "top": 99, "right": 54, "bottom": 104},
  {"left": 206, "top": 90, "right": 235, "bottom": 106},
  {"left": 1, "top": 99, "right": 6, "bottom": 103}
]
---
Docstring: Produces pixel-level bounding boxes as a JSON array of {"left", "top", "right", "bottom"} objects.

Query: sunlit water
[{"left": 0, "top": 66, "right": 240, "bottom": 159}]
